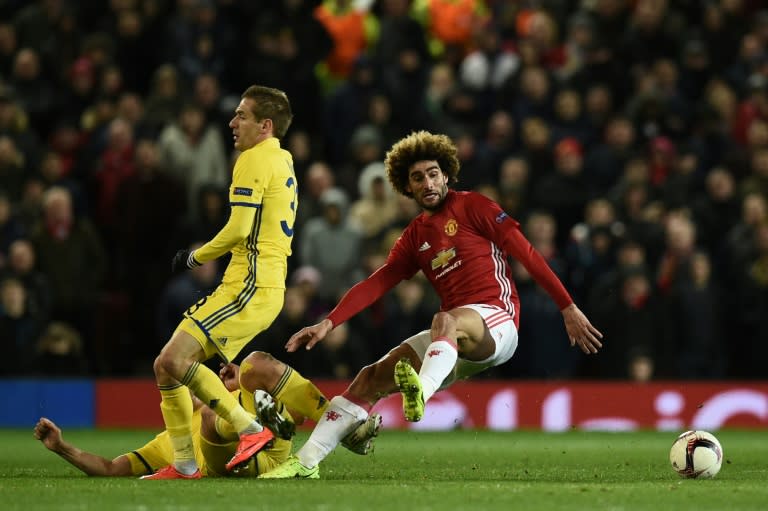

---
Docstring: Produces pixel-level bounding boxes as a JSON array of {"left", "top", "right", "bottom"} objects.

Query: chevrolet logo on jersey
[{"left": 431, "top": 247, "right": 456, "bottom": 269}]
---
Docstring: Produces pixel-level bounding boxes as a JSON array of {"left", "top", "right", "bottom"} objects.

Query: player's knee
[
  {"left": 153, "top": 350, "right": 192, "bottom": 380},
  {"left": 154, "top": 349, "right": 181, "bottom": 376},
  {"left": 241, "top": 351, "right": 275, "bottom": 372},
  {"left": 431, "top": 311, "right": 457, "bottom": 332},
  {"left": 152, "top": 353, "right": 170, "bottom": 377},
  {"left": 240, "top": 351, "right": 284, "bottom": 392}
]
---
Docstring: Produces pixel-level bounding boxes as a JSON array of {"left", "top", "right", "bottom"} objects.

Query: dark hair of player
[
  {"left": 384, "top": 131, "right": 460, "bottom": 198},
  {"left": 241, "top": 85, "right": 293, "bottom": 139}
]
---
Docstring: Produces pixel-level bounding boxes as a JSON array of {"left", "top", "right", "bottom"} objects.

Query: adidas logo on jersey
[{"left": 419, "top": 242, "right": 431, "bottom": 252}]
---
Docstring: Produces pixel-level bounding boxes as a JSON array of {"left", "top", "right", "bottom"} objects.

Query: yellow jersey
[{"left": 193, "top": 137, "right": 297, "bottom": 289}]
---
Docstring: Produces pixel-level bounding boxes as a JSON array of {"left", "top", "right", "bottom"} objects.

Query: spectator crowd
[{"left": 1, "top": 0, "right": 767, "bottom": 382}]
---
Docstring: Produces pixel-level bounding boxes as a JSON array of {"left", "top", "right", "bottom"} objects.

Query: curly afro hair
[{"left": 384, "top": 131, "right": 460, "bottom": 198}]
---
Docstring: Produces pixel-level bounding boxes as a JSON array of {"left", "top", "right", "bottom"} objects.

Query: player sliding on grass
[
  {"left": 34, "top": 351, "right": 381, "bottom": 477},
  {"left": 261, "top": 131, "right": 603, "bottom": 479}
]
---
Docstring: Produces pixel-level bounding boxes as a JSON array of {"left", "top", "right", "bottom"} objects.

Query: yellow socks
[
  {"left": 159, "top": 384, "right": 196, "bottom": 469},
  {"left": 182, "top": 361, "right": 260, "bottom": 434},
  {"left": 273, "top": 366, "right": 329, "bottom": 422}
]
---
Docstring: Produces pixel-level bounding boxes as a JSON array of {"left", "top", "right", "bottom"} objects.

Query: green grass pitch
[{"left": 1, "top": 428, "right": 766, "bottom": 511}]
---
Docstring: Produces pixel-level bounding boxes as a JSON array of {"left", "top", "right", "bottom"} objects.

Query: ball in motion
[{"left": 669, "top": 430, "right": 723, "bottom": 479}]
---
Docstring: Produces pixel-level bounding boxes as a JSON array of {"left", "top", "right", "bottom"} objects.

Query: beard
[{"left": 416, "top": 185, "right": 448, "bottom": 212}]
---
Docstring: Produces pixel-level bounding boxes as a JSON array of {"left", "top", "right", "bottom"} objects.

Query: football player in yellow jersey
[
  {"left": 34, "top": 351, "right": 382, "bottom": 477},
  {"left": 146, "top": 85, "right": 302, "bottom": 479}
]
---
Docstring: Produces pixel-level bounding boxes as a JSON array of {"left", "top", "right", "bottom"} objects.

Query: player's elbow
[
  {"left": 102, "top": 457, "right": 133, "bottom": 477},
  {"left": 84, "top": 460, "right": 128, "bottom": 477},
  {"left": 100, "top": 466, "right": 124, "bottom": 477}
]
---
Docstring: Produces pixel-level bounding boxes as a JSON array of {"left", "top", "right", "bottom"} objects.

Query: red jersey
[{"left": 327, "top": 191, "right": 573, "bottom": 328}]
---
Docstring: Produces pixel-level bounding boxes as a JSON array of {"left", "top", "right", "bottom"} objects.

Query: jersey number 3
[{"left": 280, "top": 176, "right": 297, "bottom": 237}]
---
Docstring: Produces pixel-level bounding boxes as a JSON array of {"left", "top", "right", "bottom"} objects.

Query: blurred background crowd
[{"left": 0, "top": 0, "right": 767, "bottom": 382}]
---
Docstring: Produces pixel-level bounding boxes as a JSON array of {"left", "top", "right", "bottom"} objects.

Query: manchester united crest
[{"left": 444, "top": 219, "right": 458, "bottom": 236}]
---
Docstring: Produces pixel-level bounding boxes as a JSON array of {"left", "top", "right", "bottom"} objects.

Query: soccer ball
[{"left": 669, "top": 430, "right": 723, "bottom": 479}]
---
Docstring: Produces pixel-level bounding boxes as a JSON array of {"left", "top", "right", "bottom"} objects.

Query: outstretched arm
[
  {"left": 499, "top": 221, "right": 603, "bottom": 353},
  {"left": 34, "top": 417, "right": 133, "bottom": 476},
  {"left": 287, "top": 263, "right": 405, "bottom": 352}
]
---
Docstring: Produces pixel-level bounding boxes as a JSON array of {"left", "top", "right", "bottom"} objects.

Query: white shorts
[{"left": 403, "top": 304, "right": 518, "bottom": 390}]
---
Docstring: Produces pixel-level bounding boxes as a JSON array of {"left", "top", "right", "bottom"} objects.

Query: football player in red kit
[{"left": 261, "top": 131, "right": 603, "bottom": 479}]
